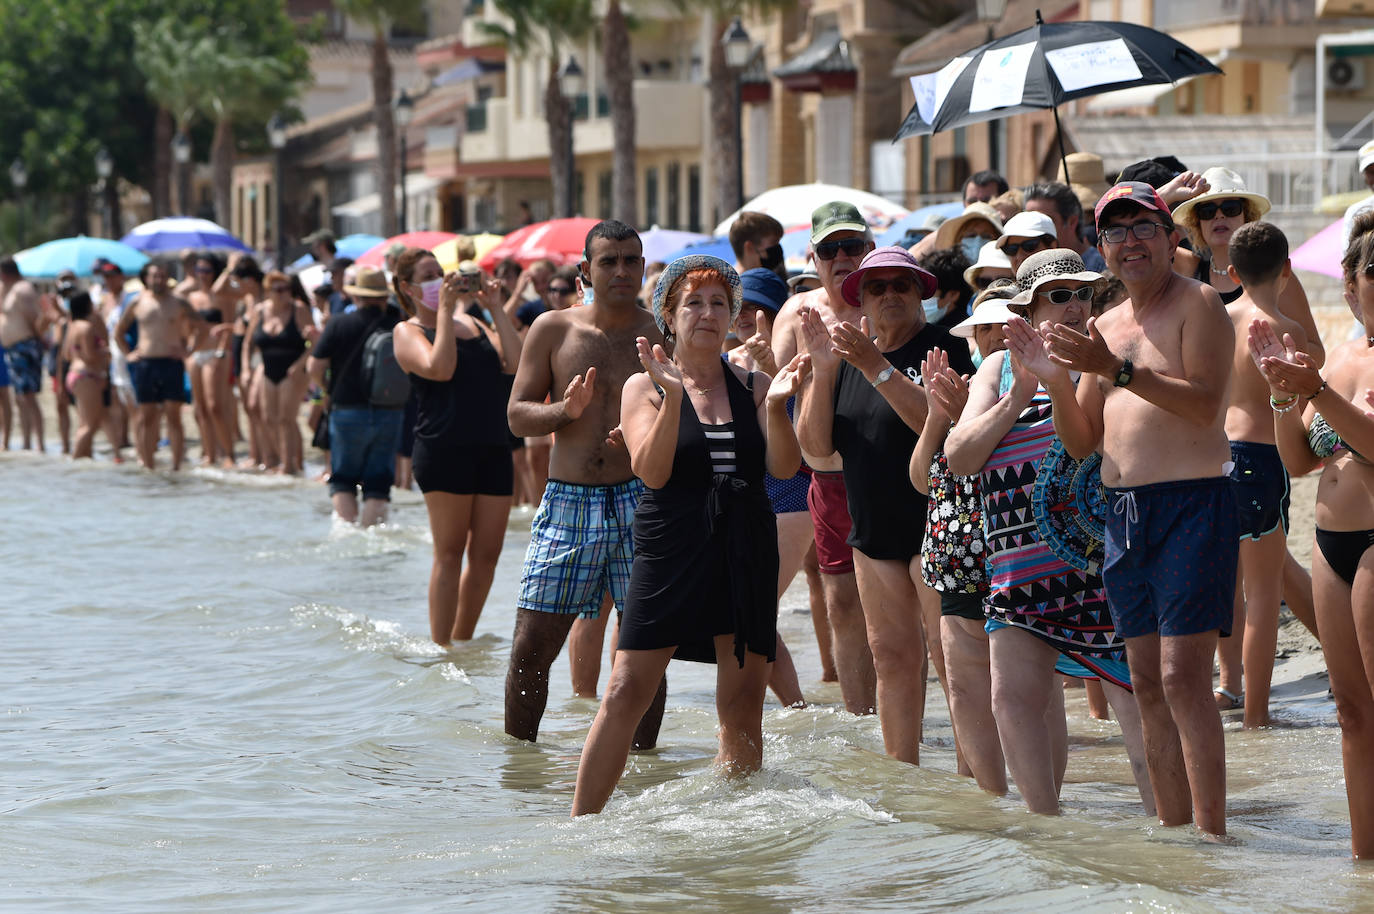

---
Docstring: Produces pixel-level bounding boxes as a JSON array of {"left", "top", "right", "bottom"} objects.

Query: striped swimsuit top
[{"left": 702, "top": 422, "right": 738, "bottom": 475}]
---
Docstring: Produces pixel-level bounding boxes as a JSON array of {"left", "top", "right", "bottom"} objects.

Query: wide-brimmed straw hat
[
  {"left": 840, "top": 245, "right": 938, "bottom": 307},
  {"left": 343, "top": 265, "right": 390, "bottom": 299},
  {"left": 1171, "top": 167, "right": 1271, "bottom": 226},
  {"left": 651, "top": 254, "right": 742, "bottom": 337},
  {"left": 1007, "top": 249, "right": 1105, "bottom": 311},
  {"left": 952, "top": 280, "right": 1019, "bottom": 338},
  {"left": 933, "top": 202, "right": 1004, "bottom": 251},
  {"left": 962, "top": 241, "right": 1013, "bottom": 287}
]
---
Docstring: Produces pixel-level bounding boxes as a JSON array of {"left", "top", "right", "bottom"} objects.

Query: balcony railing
[
  {"left": 466, "top": 103, "right": 487, "bottom": 133},
  {"left": 1154, "top": 0, "right": 1314, "bottom": 30}
]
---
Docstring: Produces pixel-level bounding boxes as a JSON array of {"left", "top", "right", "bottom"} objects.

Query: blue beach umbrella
[
  {"left": 639, "top": 228, "right": 710, "bottom": 264},
  {"left": 14, "top": 235, "right": 149, "bottom": 278},
  {"left": 875, "top": 201, "right": 966, "bottom": 247},
  {"left": 287, "top": 233, "right": 388, "bottom": 270},
  {"left": 661, "top": 236, "right": 734, "bottom": 264},
  {"left": 120, "top": 217, "right": 252, "bottom": 253}
]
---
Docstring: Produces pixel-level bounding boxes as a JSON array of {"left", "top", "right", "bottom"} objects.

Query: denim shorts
[{"left": 329, "top": 406, "right": 404, "bottom": 501}]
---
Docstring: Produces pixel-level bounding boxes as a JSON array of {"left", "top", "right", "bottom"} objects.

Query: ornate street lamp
[
  {"left": 722, "top": 18, "right": 753, "bottom": 211},
  {"left": 558, "top": 55, "right": 585, "bottom": 219}
]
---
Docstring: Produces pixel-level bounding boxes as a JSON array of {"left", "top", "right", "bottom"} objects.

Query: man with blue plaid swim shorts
[{"left": 504, "top": 220, "right": 669, "bottom": 747}]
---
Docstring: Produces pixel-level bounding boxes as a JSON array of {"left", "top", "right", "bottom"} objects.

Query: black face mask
[{"left": 759, "top": 243, "right": 784, "bottom": 271}]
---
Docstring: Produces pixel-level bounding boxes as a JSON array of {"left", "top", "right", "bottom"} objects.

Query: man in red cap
[{"left": 1039, "top": 182, "right": 1236, "bottom": 838}]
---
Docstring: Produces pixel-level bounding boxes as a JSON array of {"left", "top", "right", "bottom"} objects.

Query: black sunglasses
[
  {"left": 814, "top": 238, "right": 868, "bottom": 261},
  {"left": 1099, "top": 221, "right": 1166, "bottom": 245},
  {"left": 1037, "top": 286, "right": 1094, "bottom": 305},
  {"left": 548, "top": 284, "right": 573, "bottom": 294},
  {"left": 1002, "top": 235, "right": 1052, "bottom": 257},
  {"left": 1194, "top": 199, "right": 1245, "bottom": 221},
  {"left": 863, "top": 276, "right": 917, "bottom": 297}
]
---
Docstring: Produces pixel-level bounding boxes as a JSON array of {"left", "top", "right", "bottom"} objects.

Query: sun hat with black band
[
  {"left": 342, "top": 265, "right": 390, "bottom": 299},
  {"left": 651, "top": 254, "right": 742, "bottom": 337},
  {"left": 951, "top": 279, "right": 1020, "bottom": 339},
  {"left": 740, "top": 267, "right": 789, "bottom": 316},
  {"left": 1006, "top": 249, "right": 1105, "bottom": 313},
  {"left": 1171, "top": 166, "right": 1271, "bottom": 228},
  {"left": 839, "top": 245, "right": 939, "bottom": 307}
]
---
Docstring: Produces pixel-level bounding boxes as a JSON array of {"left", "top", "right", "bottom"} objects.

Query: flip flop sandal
[{"left": 1214, "top": 688, "right": 1244, "bottom": 711}]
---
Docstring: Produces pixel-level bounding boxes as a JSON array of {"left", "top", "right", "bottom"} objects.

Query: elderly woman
[
  {"left": 1173, "top": 166, "right": 1324, "bottom": 709},
  {"left": 946, "top": 249, "right": 1152, "bottom": 818},
  {"left": 571, "top": 255, "right": 809, "bottom": 816},
  {"left": 797, "top": 246, "right": 975, "bottom": 764},
  {"left": 1251, "top": 209, "right": 1374, "bottom": 858},
  {"left": 909, "top": 280, "right": 1018, "bottom": 794},
  {"left": 242, "top": 270, "right": 317, "bottom": 474}
]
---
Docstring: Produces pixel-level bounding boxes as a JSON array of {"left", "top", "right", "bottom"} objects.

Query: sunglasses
[
  {"left": 194, "top": 265, "right": 214, "bottom": 274},
  {"left": 1099, "top": 221, "right": 1167, "bottom": 245},
  {"left": 1194, "top": 199, "right": 1245, "bottom": 221},
  {"left": 863, "top": 276, "right": 917, "bottom": 297},
  {"left": 1002, "top": 235, "right": 1052, "bottom": 257},
  {"left": 1037, "top": 286, "right": 1094, "bottom": 305},
  {"left": 270, "top": 285, "right": 291, "bottom": 294},
  {"left": 814, "top": 238, "right": 868, "bottom": 261},
  {"left": 548, "top": 284, "right": 573, "bottom": 295}
]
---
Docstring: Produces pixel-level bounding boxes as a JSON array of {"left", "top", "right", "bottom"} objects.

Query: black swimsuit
[
  {"left": 618, "top": 367, "right": 778, "bottom": 667},
  {"left": 1194, "top": 259, "right": 1243, "bottom": 304},
  {"left": 253, "top": 308, "right": 306, "bottom": 383}
]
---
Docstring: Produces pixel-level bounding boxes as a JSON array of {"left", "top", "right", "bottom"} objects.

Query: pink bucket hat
[{"left": 840, "top": 245, "right": 938, "bottom": 307}]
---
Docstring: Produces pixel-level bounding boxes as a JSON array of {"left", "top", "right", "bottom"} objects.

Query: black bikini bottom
[{"left": 1315, "top": 527, "right": 1374, "bottom": 586}]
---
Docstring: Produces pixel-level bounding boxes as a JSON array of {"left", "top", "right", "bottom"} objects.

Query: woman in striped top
[{"left": 572, "top": 255, "right": 810, "bottom": 815}]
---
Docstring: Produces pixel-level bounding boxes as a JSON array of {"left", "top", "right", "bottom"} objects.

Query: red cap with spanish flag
[{"left": 1094, "top": 182, "right": 1169, "bottom": 230}]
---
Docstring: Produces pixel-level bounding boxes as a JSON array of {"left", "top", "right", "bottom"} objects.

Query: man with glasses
[
  {"left": 994, "top": 211, "right": 1058, "bottom": 273},
  {"left": 1038, "top": 182, "right": 1236, "bottom": 838},
  {"left": 770, "top": 202, "right": 878, "bottom": 715},
  {"left": 1024, "top": 181, "right": 1106, "bottom": 272}
]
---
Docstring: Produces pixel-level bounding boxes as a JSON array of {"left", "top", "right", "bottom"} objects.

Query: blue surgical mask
[
  {"left": 582, "top": 283, "right": 594, "bottom": 306},
  {"left": 971, "top": 349, "right": 984, "bottom": 369},
  {"left": 922, "top": 296, "right": 943, "bottom": 324},
  {"left": 960, "top": 236, "right": 989, "bottom": 262}
]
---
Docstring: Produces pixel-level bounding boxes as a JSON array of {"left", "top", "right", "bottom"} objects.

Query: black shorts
[
  {"left": 413, "top": 442, "right": 514, "bottom": 496},
  {"left": 129, "top": 357, "right": 187, "bottom": 405},
  {"left": 940, "top": 590, "right": 986, "bottom": 621}
]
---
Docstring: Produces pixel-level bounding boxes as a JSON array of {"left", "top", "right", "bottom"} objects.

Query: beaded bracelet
[
  {"left": 1270, "top": 393, "right": 1298, "bottom": 411},
  {"left": 1305, "top": 380, "right": 1327, "bottom": 401}
]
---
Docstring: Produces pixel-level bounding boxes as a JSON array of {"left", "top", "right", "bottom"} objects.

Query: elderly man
[
  {"left": 0, "top": 257, "right": 47, "bottom": 450},
  {"left": 1040, "top": 182, "right": 1237, "bottom": 838},
  {"left": 770, "top": 202, "right": 878, "bottom": 715}
]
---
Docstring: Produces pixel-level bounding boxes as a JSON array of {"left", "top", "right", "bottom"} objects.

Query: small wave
[{"left": 290, "top": 602, "right": 445, "bottom": 660}]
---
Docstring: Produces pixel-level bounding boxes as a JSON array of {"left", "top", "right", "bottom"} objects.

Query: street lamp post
[
  {"left": 268, "top": 115, "right": 288, "bottom": 269},
  {"left": 395, "top": 90, "right": 414, "bottom": 234},
  {"left": 9, "top": 159, "right": 27, "bottom": 247},
  {"left": 722, "top": 18, "right": 752, "bottom": 212},
  {"left": 94, "top": 147, "right": 113, "bottom": 238},
  {"left": 172, "top": 131, "right": 192, "bottom": 216},
  {"left": 558, "top": 55, "right": 584, "bottom": 220}
]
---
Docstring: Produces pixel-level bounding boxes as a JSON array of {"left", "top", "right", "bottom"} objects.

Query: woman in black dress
[{"left": 572, "top": 255, "right": 809, "bottom": 816}]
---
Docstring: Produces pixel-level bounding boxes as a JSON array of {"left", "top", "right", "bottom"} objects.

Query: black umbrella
[{"left": 894, "top": 11, "right": 1222, "bottom": 179}]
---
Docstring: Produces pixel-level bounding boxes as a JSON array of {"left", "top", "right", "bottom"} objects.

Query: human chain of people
[{"left": 5, "top": 143, "right": 1374, "bottom": 859}]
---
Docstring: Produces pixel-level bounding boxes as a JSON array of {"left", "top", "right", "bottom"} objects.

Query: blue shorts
[
  {"left": 1103, "top": 476, "right": 1238, "bottom": 639},
  {"left": 129, "top": 356, "right": 187, "bottom": 404},
  {"left": 0, "top": 343, "right": 10, "bottom": 387},
  {"left": 4, "top": 337, "right": 42, "bottom": 395},
  {"left": 517, "top": 478, "right": 643, "bottom": 619},
  {"left": 765, "top": 468, "right": 811, "bottom": 514},
  {"left": 329, "top": 406, "right": 404, "bottom": 501},
  {"left": 1230, "top": 441, "right": 1289, "bottom": 541}
]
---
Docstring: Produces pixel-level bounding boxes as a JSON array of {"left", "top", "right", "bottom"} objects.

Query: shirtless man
[
  {"left": 1216, "top": 222, "right": 1309, "bottom": 729},
  {"left": 505, "top": 220, "right": 667, "bottom": 745},
  {"left": 770, "top": 202, "right": 877, "bottom": 714},
  {"left": 0, "top": 257, "right": 49, "bottom": 450},
  {"left": 114, "top": 262, "right": 204, "bottom": 470},
  {"left": 1041, "top": 182, "right": 1236, "bottom": 837}
]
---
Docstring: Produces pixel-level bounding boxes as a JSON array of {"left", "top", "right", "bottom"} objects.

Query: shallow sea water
[{"left": 4, "top": 453, "right": 1373, "bottom": 912}]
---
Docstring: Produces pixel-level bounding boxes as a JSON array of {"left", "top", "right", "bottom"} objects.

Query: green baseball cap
[{"left": 811, "top": 201, "right": 868, "bottom": 244}]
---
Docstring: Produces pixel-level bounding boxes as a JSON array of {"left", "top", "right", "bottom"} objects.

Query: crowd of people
[{"left": 6, "top": 140, "right": 1374, "bottom": 856}]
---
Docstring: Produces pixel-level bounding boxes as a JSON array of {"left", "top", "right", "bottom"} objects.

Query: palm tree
[
  {"left": 602, "top": 0, "right": 636, "bottom": 225},
  {"left": 133, "top": 19, "right": 209, "bottom": 216},
  {"left": 334, "top": 0, "right": 426, "bottom": 237},
  {"left": 484, "top": 0, "right": 595, "bottom": 220}
]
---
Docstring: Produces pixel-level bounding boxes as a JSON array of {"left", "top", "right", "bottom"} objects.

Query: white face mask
[{"left": 922, "top": 296, "right": 943, "bottom": 324}]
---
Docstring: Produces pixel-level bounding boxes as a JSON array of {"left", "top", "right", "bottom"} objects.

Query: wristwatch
[
  {"left": 1113, "top": 357, "right": 1134, "bottom": 388},
  {"left": 871, "top": 365, "right": 896, "bottom": 387}
]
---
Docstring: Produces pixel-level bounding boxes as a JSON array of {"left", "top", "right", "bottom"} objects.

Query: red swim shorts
[{"left": 807, "top": 469, "right": 855, "bottom": 576}]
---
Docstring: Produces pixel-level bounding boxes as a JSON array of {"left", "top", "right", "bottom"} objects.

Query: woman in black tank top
[
  {"left": 572, "top": 255, "right": 809, "bottom": 816},
  {"left": 391, "top": 248, "right": 523, "bottom": 646}
]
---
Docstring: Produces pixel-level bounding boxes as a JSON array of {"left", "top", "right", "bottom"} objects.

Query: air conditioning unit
[{"left": 1328, "top": 57, "right": 1366, "bottom": 92}]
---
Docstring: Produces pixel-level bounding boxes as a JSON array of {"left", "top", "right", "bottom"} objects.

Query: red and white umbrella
[{"left": 478, "top": 218, "right": 603, "bottom": 272}]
